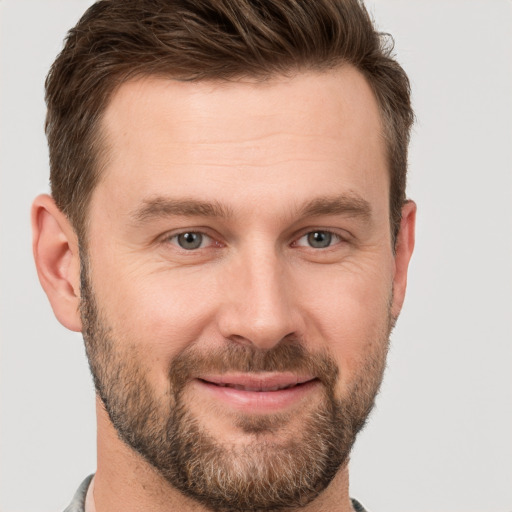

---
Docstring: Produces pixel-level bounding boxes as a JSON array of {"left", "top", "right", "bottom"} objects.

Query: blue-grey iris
[
  {"left": 178, "top": 232, "right": 203, "bottom": 250},
  {"left": 307, "top": 231, "right": 331, "bottom": 248}
]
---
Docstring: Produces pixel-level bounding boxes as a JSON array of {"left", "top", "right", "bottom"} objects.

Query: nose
[{"left": 217, "top": 246, "right": 303, "bottom": 350}]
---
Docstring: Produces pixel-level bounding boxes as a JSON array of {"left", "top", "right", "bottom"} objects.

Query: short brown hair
[{"left": 45, "top": 0, "right": 413, "bottom": 242}]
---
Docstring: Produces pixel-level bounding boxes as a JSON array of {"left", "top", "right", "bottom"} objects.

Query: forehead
[{"left": 94, "top": 67, "right": 388, "bottom": 220}]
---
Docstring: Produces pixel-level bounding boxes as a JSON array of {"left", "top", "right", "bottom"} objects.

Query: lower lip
[{"left": 194, "top": 378, "right": 321, "bottom": 413}]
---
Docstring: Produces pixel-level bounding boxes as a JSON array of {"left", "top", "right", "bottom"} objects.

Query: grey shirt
[{"left": 64, "top": 475, "right": 368, "bottom": 512}]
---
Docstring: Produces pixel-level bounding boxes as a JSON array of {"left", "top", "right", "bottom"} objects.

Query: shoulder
[
  {"left": 62, "top": 475, "right": 94, "bottom": 512},
  {"left": 351, "top": 497, "right": 370, "bottom": 512}
]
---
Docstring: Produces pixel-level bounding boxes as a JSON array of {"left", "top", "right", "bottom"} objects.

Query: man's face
[{"left": 81, "top": 68, "right": 404, "bottom": 510}]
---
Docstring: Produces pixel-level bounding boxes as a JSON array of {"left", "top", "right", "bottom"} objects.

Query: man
[{"left": 31, "top": 0, "right": 415, "bottom": 511}]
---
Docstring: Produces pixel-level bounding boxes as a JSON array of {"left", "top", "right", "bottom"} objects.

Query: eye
[
  {"left": 172, "top": 232, "right": 209, "bottom": 250},
  {"left": 295, "top": 230, "right": 341, "bottom": 249}
]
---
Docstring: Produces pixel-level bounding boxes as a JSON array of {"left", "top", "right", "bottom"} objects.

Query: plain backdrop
[{"left": 1, "top": 1, "right": 511, "bottom": 511}]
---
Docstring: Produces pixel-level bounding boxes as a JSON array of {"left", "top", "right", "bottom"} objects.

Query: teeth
[
  {"left": 217, "top": 383, "right": 297, "bottom": 391},
  {"left": 205, "top": 379, "right": 310, "bottom": 391}
]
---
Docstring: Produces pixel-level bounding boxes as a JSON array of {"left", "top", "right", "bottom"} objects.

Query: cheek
[
  {"left": 297, "top": 259, "right": 393, "bottom": 382},
  {"left": 92, "top": 263, "right": 221, "bottom": 361}
]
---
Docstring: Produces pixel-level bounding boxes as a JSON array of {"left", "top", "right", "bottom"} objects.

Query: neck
[{"left": 93, "top": 398, "right": 354, "bottom": 512}]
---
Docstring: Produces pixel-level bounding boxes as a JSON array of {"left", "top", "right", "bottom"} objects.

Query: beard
[{"left": 80, "top": 258, "right": 392, "bottom": 512}]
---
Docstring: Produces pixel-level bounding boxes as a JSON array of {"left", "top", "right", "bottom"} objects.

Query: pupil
[
  {"left": 308, "top": 231, "right": 331, "bottom": 248},
  {"left": 178, "top": 232, "right": 202, "bottom": 249}
]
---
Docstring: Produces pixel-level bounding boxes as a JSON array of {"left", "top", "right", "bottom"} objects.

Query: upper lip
[{"left": 197, "top": 373, "right": 316, "bottom": 392}]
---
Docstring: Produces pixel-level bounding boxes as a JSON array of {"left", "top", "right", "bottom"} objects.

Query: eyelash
[
  {"left": 162, "top": 229, "right": 346, "bottom": 251},
  {"left": 164, "top": 231, "right": 219, "bottom": 251},
  {"left": 293, "top": 230, "right": 344, "bottom": 249}
]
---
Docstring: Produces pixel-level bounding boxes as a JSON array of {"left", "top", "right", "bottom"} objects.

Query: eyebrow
[
  {"left": 298, "top": 195, "right": 372, "bottom": 221},
  {"left": 131, "top": 197, "right": 233, "bottom": 223},
  {"left": 130, "top": 193, "right": 372, "bottom": 225}
]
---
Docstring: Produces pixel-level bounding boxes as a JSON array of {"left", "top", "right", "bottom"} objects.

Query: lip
[{"left": 194, "top": 372, "right": 320, "bottom": 413}]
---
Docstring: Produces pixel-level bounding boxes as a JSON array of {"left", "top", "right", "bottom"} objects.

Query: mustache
[{"left": 168, "top": 340, "right": 339, "bottom": 391}]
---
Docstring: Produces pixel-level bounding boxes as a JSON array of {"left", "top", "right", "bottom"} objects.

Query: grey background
[{"left": 1, "top": 1, "right": 511, "bottom": 511}]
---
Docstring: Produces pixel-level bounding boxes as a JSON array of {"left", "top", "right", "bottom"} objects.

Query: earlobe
[
  {"left": 31, "top": 194, "right": 82, "bottom": 332},
  {"left": 391, "top": 200, "right": 416, "bottom": 320}
]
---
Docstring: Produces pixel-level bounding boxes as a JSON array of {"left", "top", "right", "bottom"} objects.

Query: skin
[{"left": 32, "top": 66, "right": 416, "bottom": 512}]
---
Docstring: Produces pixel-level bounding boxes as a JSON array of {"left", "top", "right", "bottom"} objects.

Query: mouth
[
  {"left": 193, "top": 373, "right": 320, "bottom": 413},
  {"left": 198, "top": 372, "right": 316, "bottom": 390}
]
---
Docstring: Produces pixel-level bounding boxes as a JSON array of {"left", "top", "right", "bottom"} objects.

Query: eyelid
[
  {"left": 292, "top": 229, "right": 348, "bottom": 248},
  {"left": 159, "top": 229, "right": 220, "bottom": 250},
  {"left": 156, "top": 227, "right": 350, "bottom": 250}
]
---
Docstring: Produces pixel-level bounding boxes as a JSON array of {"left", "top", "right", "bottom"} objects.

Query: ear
[
  {"left": 31, "top": 194, "right": 82, "bottom": 332},
  {"left": 391, "top": 200, "right": 416, "bottom": 320}
]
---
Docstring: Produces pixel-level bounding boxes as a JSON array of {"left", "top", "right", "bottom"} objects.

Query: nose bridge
[{"left": 220, "top": 242, "right": 299, "bottom": 349}]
